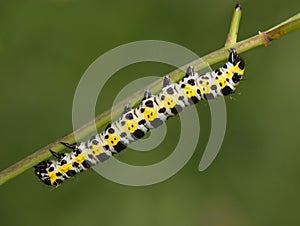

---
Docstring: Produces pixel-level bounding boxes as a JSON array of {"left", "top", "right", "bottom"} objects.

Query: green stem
[
  {"left": 225, "top": 3, "right": 242, "bottom": 47},
  {"left": 0, "top": 9, "right": 300, "bottom": 186}
]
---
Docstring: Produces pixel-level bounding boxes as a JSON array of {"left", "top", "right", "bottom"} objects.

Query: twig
[
  {"left": 0, "top": 5, "right": 300, "bottom": 186},
  {"left": 225, "top": 3, "right": 242, "bottom": 47}
]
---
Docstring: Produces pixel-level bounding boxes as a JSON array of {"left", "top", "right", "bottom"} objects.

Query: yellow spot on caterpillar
[
  {"left": 125, "top": 119, "right": 138, "bottom": 133},
  {"left": 225, "top": 69, "right": 233, "bottom": 78},
  {"left": 144, "top": 107, "right": 157, "bottom": 121},
  {"left": 232, "top": 62, "right": 244, "bottom": 75},
  {"left": 74, "top": 153, "right": 85, "bottom": 163},
  {"left": 163, "top": 95, "right": 176, "bottom": 108},
  {"left": 48, "top": 171, "right": 58, "bottom": 185},
  {"left": 107, "top": 133, "right": 120, "bottom": 146},
  {"left": 183, "top": 84, "right": 196, "bottom": 97},
  {"left": 199, "top": 83, "right": 211, "bottom": 94},
  {"left": 60, "top": 163, "right": 72, "bottom": 173},
  {"left": 217, "top": 76, "right": 226, "bottom": 88},
  {"left": 90, "top": 145, "right": 103, "bottom": 155}
]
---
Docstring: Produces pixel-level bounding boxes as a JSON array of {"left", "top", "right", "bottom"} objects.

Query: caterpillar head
[{"left": 34, "top": 160, "right": 59, "bottom": 186}]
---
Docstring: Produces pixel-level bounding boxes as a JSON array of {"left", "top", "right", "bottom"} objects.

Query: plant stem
[
  {"left": 0, "top": 9, "right": 300, "bottom": 186},
  {"left": 225, "top": 3, "right": 242, "bottom": 47}
]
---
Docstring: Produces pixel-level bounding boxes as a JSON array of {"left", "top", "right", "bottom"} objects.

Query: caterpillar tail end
[
  {"left": 34, "top": 149, "right": 69, "bottom": 187},
  {"left": 34, "top": 160, "right": 54, "bottom": 186}
]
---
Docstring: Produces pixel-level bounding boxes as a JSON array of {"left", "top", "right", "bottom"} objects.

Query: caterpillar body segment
[{"left": 34, "top": 49, "right": 245, "bottom": 186}]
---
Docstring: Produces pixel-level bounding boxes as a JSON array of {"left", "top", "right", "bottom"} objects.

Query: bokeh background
[{"left": 1, "top": 0, "right": 300, "bottom": 225}]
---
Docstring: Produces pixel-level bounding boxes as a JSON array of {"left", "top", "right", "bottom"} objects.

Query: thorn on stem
[{"left": 259, "top": 31, "right": 273, "bottom": 45}]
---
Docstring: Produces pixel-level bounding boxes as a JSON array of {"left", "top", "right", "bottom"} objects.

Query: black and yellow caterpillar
[{"left": 34, "top": 49, "right": 245, "bottom": 186}]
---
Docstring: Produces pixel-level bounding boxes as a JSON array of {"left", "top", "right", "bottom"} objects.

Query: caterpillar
[{"left": 34, "top": 49, "right": 245, "bottom": 186}]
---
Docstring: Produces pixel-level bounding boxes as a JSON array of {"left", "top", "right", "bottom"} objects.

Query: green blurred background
[{"left": 1, "top": 0, "right": 300, "bottom": 225}]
